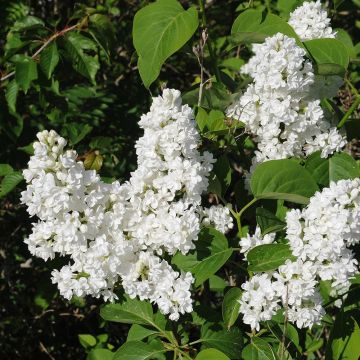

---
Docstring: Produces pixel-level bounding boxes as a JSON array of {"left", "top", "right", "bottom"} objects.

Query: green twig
[
  {"left": 345, "top": 78, "right": 359, "bottom": 97},
  {"left": 337, "top": 95, "right": 360, "bottom": 129},
  {"left": 230, "top": 198, "right": 258, "bottom": 238}
]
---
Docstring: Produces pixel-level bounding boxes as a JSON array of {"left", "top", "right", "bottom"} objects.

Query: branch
[
  {"left": 197, "top": 0, "right": 222, "bottom": 83},
  {"left": 0, "top": 23, "right": 79, "bottom": 82}
]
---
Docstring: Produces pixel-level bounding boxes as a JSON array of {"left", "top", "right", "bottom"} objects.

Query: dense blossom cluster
[
  {"left": 20, "top": 0, "right": 357, "bottom": 337},
  {"left": 239, "top": 226, "right": 275, "bottom": 254},
  {"left": 239, "top": 178, "right": 360, "bottom": 330},
  {"left": 234, "top": 1, "right": 357, "bottom": 331},
  {"left": 21, "top": 89, "right": 233, "bottom": 321},
  {"left": 288, "top": 0, "right": 336, "bottom": 41},
  {"left": 227, "top": 1, "right": 345, "bottom": 170}
]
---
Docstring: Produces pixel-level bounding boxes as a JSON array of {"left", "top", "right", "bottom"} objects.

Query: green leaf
[
  {"left": 306, "top": 339, "right": 323, "bottom": 354},
  {"left": 63, "top": 123, "right": 93, "bottom": 146},
  {"left": 187, "top": 83, "right": 236, "bottom": 111},
  {"left": 18, "top": 143, "right": 34, "bottom": 155},
  {"left": 34, "top": 293, "right": 49, "bottom": 310},
  {"left": 172, "top": 227, "right": 233, "bottom": 287},
  {"left": 329, "top": 153, "right": 360, "bottom": 181},
  {"left": 276, "top": 0, "right": 303, "bottom": 17},
  {"left": 87, "top": 349, "right": 114, "bottom": 360},
  {"left": 247, "top": 244, "right": 295, "bottom": 272},
  {"left": 250, "top": 159, "right": 319, "bottom": 204},
  {"left": 84, "top": 151, "right": 103, "bottom": 172},
  {"left": 242, "top": 337, "right": 278, "bottom": 360},
  {"left": 5, "top": 32, "right": 26, "bottom": 59},
  {"left": 315, "top": 63, "right": 346, "bottom": 76},
  {"left": 78, "top": 334, "right": 97, "bottom": 348},
  {"left": 231, "top": 10, "right": 302, "bottom": 46},
  {"left": 196, "top": 108, "right": 243, "bottom": 139},
  {"left": 89, "top": 14, "right": 116, "bottom": 58},
  {"left": 256, "top": 14, "right": 301, "bottom": 42},
  {"left": 305, "top": 151, "right": 360, "bottom": 187},
  {"left": 96, "top": 334, "right": 109, "bottom": 344},
  {"left": 209, "top": 275, "right": 227, "bottom": 292},
  {"left": 266, "top": 321, "right": 301, "bottom": 358},
  {"left": 113, "top": 340, "right": 166, "bottom": 360},
  {"left": 197, "top": 109, "right": 226, "bottom": 133},
  {"left": 0, "top": 171, "right": 23, "bottom": 197},
  {"left": 100, "top": 297, "right": 156, "bottom": 327},
  {"left": 196, "top": 108, "right": 213, "bottom": 133},
  {"left": 5, "top": 79, "right": 19, "bottom": 113},
  {"left": 304, "top": 39, "right": 349, "bottom": 75},
  {"left": 191, "top": 245, "right": 232, "bottom": 287},
  {"left": 39, "top": 42, "right": 59, "bottom": 79},
  {"left": 196, "top": 348, "right": 230, "bottom": 360},
  {"left": 326, "top": 310, "right": 360, "bottom": 360},
  {"left": 0, "top": 164, "right": 14, "bottom": 177},
  {"left": 305, "top": 153, "right": 329, "bottom": 186},
  {"left": 220, "top": 57, "right": 245, "bottom": 71},
  {"left": 15, "top": 55, "right": 38, "bottom": 93},
  {"left": 336, "top": 28, "right": 356, "bottom": 59},
  {"left": 133, "top": 0, "right": 198, "bottom": 88},
  {"left": 63, "top": 32, "right": 100, "bottom": 83},
  {"left": 256, "top": 208, "right": 285, "bottom": 236},
  {"left": 12, "top": 16, "right": 44, "bottom": 32},
  {"left": 212, "top": 154, "right": 231, "bottom": 196},
  {"left": 200, "top": 325, "right": 243, "bottom": 359},
  {"left": 222, "top": 287, "right": 242, "bottom": 329},
  {"left": 127, "top": 324, "right": 159, "bottom": 342},
  {"left": 231, "top": 9, "right": 263, "bottom": 34}
]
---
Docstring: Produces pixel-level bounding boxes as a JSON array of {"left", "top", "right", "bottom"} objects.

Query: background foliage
[{"left": 0, "top": 0, "right": 359, "bottom": 359}]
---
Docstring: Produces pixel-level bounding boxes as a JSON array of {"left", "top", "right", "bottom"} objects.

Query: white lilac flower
[
  {"left": 288, "top": 0, "right": 336, "bottom": 41},
  {"left": 286, "top": 292, "right": 325, "bottom": 328},
  {"left": 120, "top": 251, "right": 194, "bottom": 320},
  {"left": 21, "top": 89, "right": 233, "bottom": 321},
  {"left": 227, "top": 33, "right": 346, "bottom": 167},
  {"left": 286, "top": 178, "right": 360, "bottom": 296},
  {"left": 239, "top": 273, "right": 281, "bottom": 331},
  {"left": 201, "top": 205, "right": 234, "bottom": 234},
  {"left": 240, "top": 178, "right": 360, "bottom": 331},
  {"left": 239, "top": 226, "right": 275, "bottom": 254}
]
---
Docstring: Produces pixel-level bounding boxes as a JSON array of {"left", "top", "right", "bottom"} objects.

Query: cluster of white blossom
[
  {"left": 286, "top": 178, "right": 360, "bottom": 298},
  {"left": 288, "top": 0, "right": 336, "bottom": 41},
  {"left": 201, "top": 205, "right": 234, "bottom": 234},
  {"left": 227, "top": 1, "right": 346, "bottom": 170},
  {"left": 21, "top": 89, "right": 233, "bottom": 321},
  {"left": 239, "top": 178, "right": 360, "bottom": 330},
  {"left": 239, "top": 226, "right": 275, "bottom": 254}
]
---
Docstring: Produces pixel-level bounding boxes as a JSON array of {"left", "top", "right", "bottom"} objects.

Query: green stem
[
  {"left": 187, "top": 339, "right": 204, "bottom": 346},
  {"left": 197, "top": 0, "right": 222, "bottom": 83},
  {"left": 230, "top": 198, "right": 258, "bottom": 238},
  {"left": 337, "top": 95, "right": 360, "bottom": 129},
  {"left": 345, "top": 78, "right": 359, "bottom": 97},
  {"left": 147, "top": 320, "right": 178, "bottom": 348},
  {"left": 229, "top": 208, "right": 242, "bottom": 238},
  {"left": 178, "top": 349, "right": 193, "bottom": 360},
  {"left": 238, "top": 198, "right": 258, "bottom": 218}
]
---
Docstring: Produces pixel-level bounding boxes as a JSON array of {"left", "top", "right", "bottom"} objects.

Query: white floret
[{"left": 288, "top": 0, "right": 336, "bottom": 41}]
